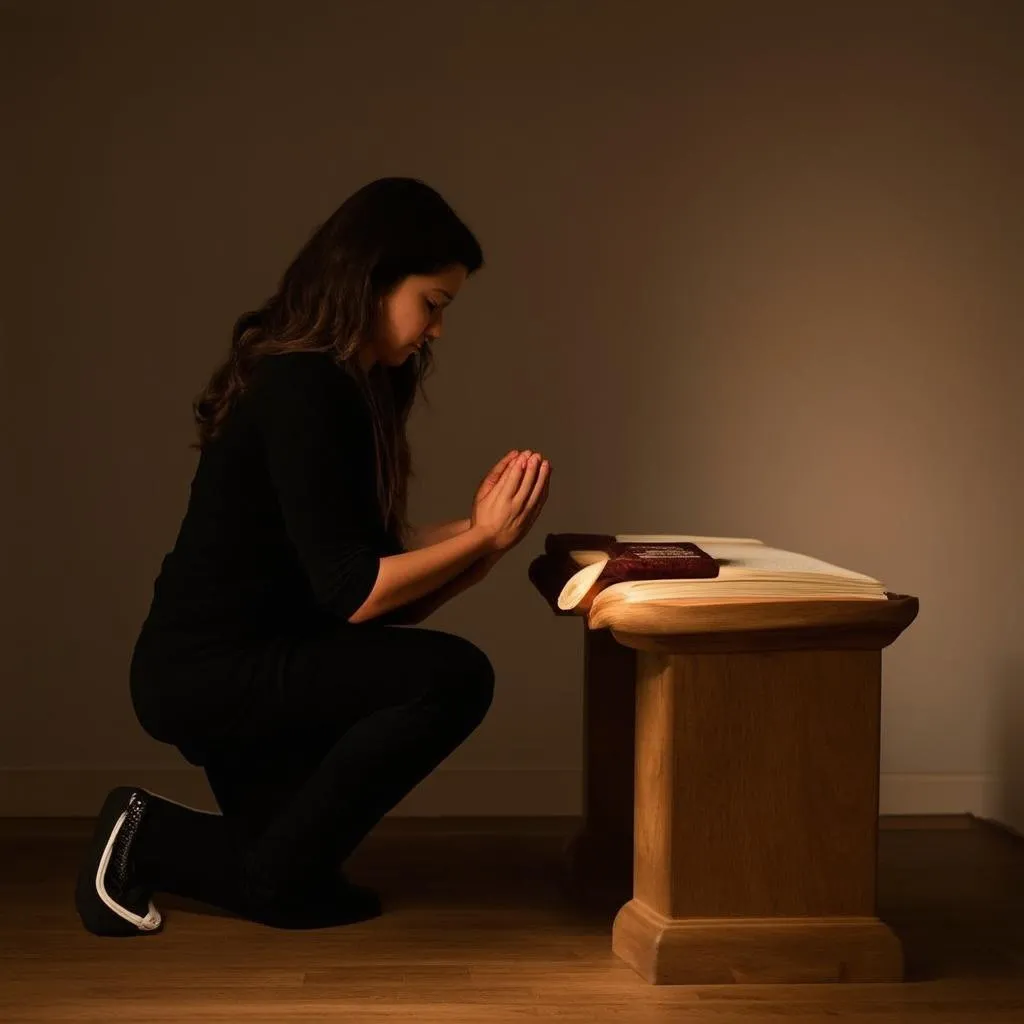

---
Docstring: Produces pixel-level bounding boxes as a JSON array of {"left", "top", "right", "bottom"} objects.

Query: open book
[{"left": 554, "top": 534, "right": 887, "bottom": 611}]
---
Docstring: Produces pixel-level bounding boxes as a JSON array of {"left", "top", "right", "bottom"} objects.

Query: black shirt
[{"left": 138, "top": 351, "right": 402, "bottom": 648}]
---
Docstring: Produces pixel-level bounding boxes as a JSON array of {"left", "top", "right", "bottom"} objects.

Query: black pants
[{"left": 128, "top": 621, "right": 495, "bottom": 919}]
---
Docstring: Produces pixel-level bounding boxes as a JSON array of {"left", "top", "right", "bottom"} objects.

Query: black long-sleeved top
[{"left": 137, "top": 352, "right": 403, "bottom": 650}]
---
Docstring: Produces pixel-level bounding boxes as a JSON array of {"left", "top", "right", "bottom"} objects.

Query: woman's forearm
[
  {"left": 407, "top": 517, "right": 472, "bottom": 550},
  {"left": 349, "top": 524, "right": 492, "bottom": 624},
  {"left": 378, "top": 558, "right": 487, "bottom": 625}
]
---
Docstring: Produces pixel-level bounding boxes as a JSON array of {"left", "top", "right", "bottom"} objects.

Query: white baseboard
[
  {"left": 878, "top": 772, "right": 1000, "bottom": 818},
  {"left": 0, "top": 769, "right": 1006, "bottom": 820}
]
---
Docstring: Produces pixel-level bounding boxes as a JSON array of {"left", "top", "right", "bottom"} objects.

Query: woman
[{"left": 75, "top": 178, "right": 551, "bottom": 936}]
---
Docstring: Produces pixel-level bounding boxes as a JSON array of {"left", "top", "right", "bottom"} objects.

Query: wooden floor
[{"left": 1, "top": 815, "right": 1023, "bottom": 1022}]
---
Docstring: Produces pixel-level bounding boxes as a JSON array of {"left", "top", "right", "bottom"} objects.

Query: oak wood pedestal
[{"left": 528, "top": 553, "right": 919, "bottom": 985}]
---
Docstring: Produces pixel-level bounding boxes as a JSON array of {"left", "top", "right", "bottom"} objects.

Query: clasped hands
[{"left": 465, "top": 449, "right": 551, "bottom": 581}]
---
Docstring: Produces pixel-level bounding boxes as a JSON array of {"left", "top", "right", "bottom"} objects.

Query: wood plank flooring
[{"left": 1, "top": 815, "right": 1022, "bottom": 1022}]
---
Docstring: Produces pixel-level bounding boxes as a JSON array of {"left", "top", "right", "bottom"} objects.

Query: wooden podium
[{"left": 528, "top": 550, "right": 919, "bottom": 985}]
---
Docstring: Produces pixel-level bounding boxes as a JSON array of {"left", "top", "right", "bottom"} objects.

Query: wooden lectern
[{"left": 528, "top": 550, "right": 918, "bottom": 985}]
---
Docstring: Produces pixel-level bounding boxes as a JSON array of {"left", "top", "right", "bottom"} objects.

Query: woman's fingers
[
  {"left": 523, "top": 464, "right": 550, "bottom": 526},
  {"left": 527, "top": 460, "right": 549, "bottom": 509},
  {"left": 508, "top": 466, "right": 550, "bottom": 546},
  {"left": 516, "top": 464, "right": 548, "bottom": 533},
  {"left": 494, "top": 452, "right": 549, "bottom": 525},
  {"left": 498, "top": 454, "right": 527, "bottom": 498},
  {"left": 482, "top": 451, "right": 518, "bottom": 492},
  {"left": 513, "top": 454, "right": 542, "bottom": 506}
]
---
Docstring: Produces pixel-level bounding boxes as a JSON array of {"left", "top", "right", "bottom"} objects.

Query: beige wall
[{"left": 3, "top": 1, "right": 1021, "bottom": 824}]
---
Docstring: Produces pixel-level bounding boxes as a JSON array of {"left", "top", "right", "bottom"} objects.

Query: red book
[
  {"left": 543, "top": 533, "right": 719, "bottom": 582},
  {"left": 600, "top": 541, "right": 719, "bottom": 581}
]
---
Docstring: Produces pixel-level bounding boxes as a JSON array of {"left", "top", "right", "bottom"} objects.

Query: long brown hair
[{"left": 191, "top": 178, "right": 484, "bottom": 547}]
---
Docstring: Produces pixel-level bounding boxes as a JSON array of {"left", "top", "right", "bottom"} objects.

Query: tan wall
[{"left": 3, "top": 0, "right": 1021, "bottom": 824}]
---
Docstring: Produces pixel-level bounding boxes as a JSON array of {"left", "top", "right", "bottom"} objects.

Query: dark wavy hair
[{"left": 191, "top": 178, "right": 484, "bottom": 547}]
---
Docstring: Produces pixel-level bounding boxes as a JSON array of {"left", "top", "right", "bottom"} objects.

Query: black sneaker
[{"left": 75, "top": 786, "right": 162, "bottom": 937}]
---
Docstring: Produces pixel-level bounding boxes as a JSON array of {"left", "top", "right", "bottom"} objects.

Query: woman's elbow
[
  {"left": 344, "top": 582, "right": 379, "bottom": 624},
  {"left": 346, "top": 599, "right": 374, "bottom": 625},
  {"left": 314, "top": 552, "right": 382, "bottom": 625}
]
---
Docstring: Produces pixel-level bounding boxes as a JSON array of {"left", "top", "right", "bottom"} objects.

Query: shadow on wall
[{"left": 995, "top": 662, "right": 1024, "bottom": 837}]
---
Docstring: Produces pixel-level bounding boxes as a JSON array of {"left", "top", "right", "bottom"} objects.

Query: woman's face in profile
[{"left": 370, "top": 264, "right": 468, "bottom": 368}]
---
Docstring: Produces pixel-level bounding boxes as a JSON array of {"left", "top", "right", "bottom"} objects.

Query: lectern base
[{"left": 613, "top": 899, "right": 904, "bottom": 984}]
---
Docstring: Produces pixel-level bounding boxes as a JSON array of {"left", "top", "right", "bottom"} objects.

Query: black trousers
[{"left": 128, "top": 621, "right": 495, "bottom": 919}]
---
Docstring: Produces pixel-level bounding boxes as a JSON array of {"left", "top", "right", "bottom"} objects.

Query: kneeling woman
[{"left": 76, "top": 178, "right": 551, "bottom": 935}]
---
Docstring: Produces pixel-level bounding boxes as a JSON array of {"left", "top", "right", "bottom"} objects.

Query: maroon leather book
[
  {"left": 600, "top": 541, "right": 719, "bottom": 581},
  {"left": 543, "top": 533, "right": 719, "bottom": 582}
]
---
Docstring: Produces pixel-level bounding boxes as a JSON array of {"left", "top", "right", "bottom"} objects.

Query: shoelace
[{"left": 110, "top": 793, "right": 146, "bottom": 893}]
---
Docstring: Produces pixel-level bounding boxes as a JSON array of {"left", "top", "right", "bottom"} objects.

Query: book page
[
  {"left": 698, "top": 542, "right": 879, "bottom": 583},
  {"left": 557, "top": 558, "right": 607, "bottom": 610}
]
